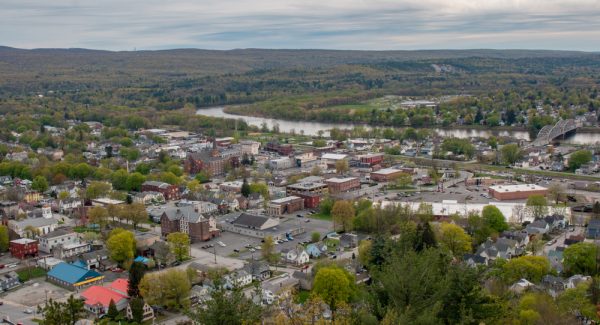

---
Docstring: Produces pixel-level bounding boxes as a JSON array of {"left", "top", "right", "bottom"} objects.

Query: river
[{"left": 197, "top": 106, "right": 600, "bottom": 144}]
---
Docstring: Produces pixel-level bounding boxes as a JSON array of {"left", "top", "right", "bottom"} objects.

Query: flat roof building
[
  {"left": 325, "top": 177, "right": 360, "bottom": 194},
  {"left": 489, "top": 184, "right": 548, "bottom": 201},
  {"left": 370, "top": 168, "right": 404, "bottom": 182}
]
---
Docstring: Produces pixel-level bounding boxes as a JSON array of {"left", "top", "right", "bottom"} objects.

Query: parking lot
[
  {"left": 197, "top": 212, "right": 333, "bottom": 260},
  {"left": 2, "top": 280, "right": 69, "bottom": 307}
]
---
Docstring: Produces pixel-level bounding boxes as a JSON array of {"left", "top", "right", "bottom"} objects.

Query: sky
[{"left": 2, "top": 0, "right": 600, "bottom": 51}]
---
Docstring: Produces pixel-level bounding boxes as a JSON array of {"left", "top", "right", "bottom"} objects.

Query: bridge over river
[{"left": 530, "top": 119, "right": 578, "bottom": 147}]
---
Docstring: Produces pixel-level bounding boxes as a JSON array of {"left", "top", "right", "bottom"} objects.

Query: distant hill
[{"left": 0, "top": 46, "right": 597, "bottom": 77}]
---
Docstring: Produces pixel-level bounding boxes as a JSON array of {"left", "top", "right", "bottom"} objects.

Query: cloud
[{"left": 0, "top": 0, "right": 599, "bottom": 50}]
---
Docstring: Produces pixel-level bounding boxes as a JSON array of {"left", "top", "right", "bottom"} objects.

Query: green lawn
[
  {"left": 17, "top": 266, "right": 46, "bottom": 282},
  {"left": 309, "top": 213, "right": 332, "bottom": 221}
]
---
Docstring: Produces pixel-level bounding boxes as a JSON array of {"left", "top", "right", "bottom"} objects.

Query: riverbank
[{"left": 218, "top": 105, "right": 531, "bottom": 132}]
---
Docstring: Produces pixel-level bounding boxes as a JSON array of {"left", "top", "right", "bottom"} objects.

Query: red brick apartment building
[{"left": 10, "top": 238, "right": 38, "bottom": 259}]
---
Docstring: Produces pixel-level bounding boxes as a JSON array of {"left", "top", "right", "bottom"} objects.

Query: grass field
[{"left": 17, "top": 266, "right": 47, "bottom": 282}]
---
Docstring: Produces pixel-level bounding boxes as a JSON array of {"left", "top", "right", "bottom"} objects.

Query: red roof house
[{"left": 80, "top": 279, "right": 129, "bottom": 315}]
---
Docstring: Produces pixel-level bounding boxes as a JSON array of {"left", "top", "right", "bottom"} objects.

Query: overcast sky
[{"left": 2, "top": 0, "right": 600, "bottom": 51}]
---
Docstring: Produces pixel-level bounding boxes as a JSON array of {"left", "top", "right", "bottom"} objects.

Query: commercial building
[
  {"left": 370, "top": 168, "right": 404, "bottom": 182},
  {"left": 321, "top": 153, "right": 348, "bottom": 167},
  {"left": 81, "top": 279, "right": 129, "bottom": 315},
  {"left": 8, "top": 217, "right": 57, "bottom": 237},
  {"left": 9, "top": 238, "right": 38, "bottom": 259},
  {"left": 219, "top": 212, "right": 305, "bottom": 240},
  {"left": 489, "top": 184, "right": 548, "bottom": 201},
  {"left": 141, "top": 181, "right": 180, "bottom": 200},
  {"left": 47, "top": 262, "right": 104, "bottom": 291},
  {"left": 358, "top": 153, "right": 384, "bottom": 166},
  {"left": 286, "top": 181, "right": 328, "bottom": 196},
  {"left": 465, "top": 177, "right": 506, "bottom": 187},
  {"left": 38, "top": 229, "right": 79, "bottom": 253},
  {"left": 267, "top": 196, "right": 304, "bottom": 216},
  {"left": 240, "top": 140, "right": 261, "bottom": 155},
  {"left": 295, "top": 193, "right": 321, "bottom": 209},
  {"left": 269, "top": 157, "right": 294, "bottom": 170},
  {"left": 325, "top": 177, "right": 360, "bottom": 194}
]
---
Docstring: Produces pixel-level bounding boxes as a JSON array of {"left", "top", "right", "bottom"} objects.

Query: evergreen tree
[
  {"left": 126, "top": 194, "right": 133, "bottom": 204},
  {"left": 128, "top": 261, "right": 146, "bottom": 297},
  {"left": 107, "top": 299, "right": 119, "bottom": 320},
  {"left": 241, "top": 178, "right": 250, "bottom": 198},
  {"left": 415, "top": 222, "right": 437, "bottom": 252},
  {"left": 129, "top": 297, "right": 145, "bottom": 323}
]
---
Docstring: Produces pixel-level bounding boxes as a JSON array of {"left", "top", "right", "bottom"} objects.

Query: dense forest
[{"left": 1, "top": 47, "right": 600, "bottom": 136}]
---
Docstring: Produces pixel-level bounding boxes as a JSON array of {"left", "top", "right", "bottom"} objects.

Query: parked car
[{"left": 111, "top": 267, "right": 124, "bottom": 273}]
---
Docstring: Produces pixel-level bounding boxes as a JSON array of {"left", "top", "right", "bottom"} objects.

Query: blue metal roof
[{"left": 47, "top": 262, "right": 102, "bottom": 284}]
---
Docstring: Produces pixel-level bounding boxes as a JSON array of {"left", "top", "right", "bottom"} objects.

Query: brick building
[
  {"left": 465, "top": 177, "right": 506, "bottom": 187},
  {"left": 286, "top": 181, "right": 328, "bottom": 196},
  {"left": 267, "top": 196, "right": 304, "bottom": 216},
  {"left": 9, "top": 238, "right": 38, "bottom": 259},
  {"left": 488, "top": 184, "right": 548, "bottom": 201},
  {"left": 141, "top": 181, "right": 180, "bottom": 200},
  {"left": 265, "top": 142, "right": 294, "bottom": 156},
  {"left": 358, "top": 153, "right": 384, "bottom": 166},
  {"left": 370, "top": 168, "right": 404, "bottom": 182},
  {"left": 296, "top": 193, "right": 320, "bottom": 209},
  {"left": 184, "top": 146, "right": 240, "bottom": 176},
  {"left": 160, "top": 206, "right": 220, "bottom": 242},
  {"left": 325, "top": 177, "right": 360, "bottom": 194}
]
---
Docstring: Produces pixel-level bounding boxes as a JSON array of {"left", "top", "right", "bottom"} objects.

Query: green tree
[
  {"left": 126, "top": 172, "right": 146, "bottom": 191},
  {"left": 38, "top": 295, "right": 85, "bottom": 325},
  {"left": 569, "top": 150, "right": 593, "bottom": 171},
  {"left": 106, "top": 299, "right": 119, "bottom": 320},
  {"left": 195, "top": 170, "right": 211, "bottom": 183},
  {"left": 241, "top": 178, "right": 250, "bottom": 198},
  {"left": 129, "top": 297, "right": 145, "bottom": 323},
  {"left": 312, "top": 266, "right": 355, "bottom": 311},
  {"left": 563, "top": 242, "right": 597, "bottom": 275},
  {"left": 482, "top": 205, "right": 508, "bottom": 233},
  {"left": 319, "top": 197, "right": 334, "bottom": 215},
  {"left": 111, "top": 169, "right": 130, "bottom": 190},
  {"left": 186, "top": 278, "right": 263, "bottom": 325},
  {"left": 311, "top": 232, "right": 321, "bottom": 243},
  {"left": 87, "top": 206, "right": 109, "bottom": 229},
  {"left": 107, "top": 229, "right": 136, "bottom": 265},
  {"left": 331, "top": 200, "right": 355, "bottom": 232},
  {"left": 438, "top": 223, "right": 472, "bottom": 257},
  {"left": 139, "top": 269, "right": 191, "bottom": 310},
  {"left": 153, "top": 241, "right": 173, "bottom": 268},
  {"left": 502, "top": 255, "right": 552, "bottom": 283},
  {"left": 558, "top": 283, "right": 598, "bottom": 321},
  {"left": 167, "top": 232, "right": 190, "bottom": 261},
  {"left": 335, "top": 159, "right": 349, "bottom": 175},
  {"left": 500, "top": 143, "right": 522, "bottom": 165},
  {"left": 128, "top": 261, "right": 146, "bottom": 297},
  {"left": 526, "top": 194, "right": 548, "bottom": 219},
  {"left": 414, "top": 222, "right": 437, "bottom": 252},
  {"left": 122, "top": 202, "right": 148, "bottom": 229},
  {"left": 84, "top": 181, "right": 112, "bottom": 200},
  {"left": 261, "top": 235, "right": 277, "bottom": 263},
  {"left": 0, "top": 225, "right": 9, "bottom": 252},
  {"left": 32, "top": 175, "right": 49, "bottom": 192}
]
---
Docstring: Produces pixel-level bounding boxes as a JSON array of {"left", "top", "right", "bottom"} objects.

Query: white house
[
  {"left": 38, "top": 229, "right": 80, "bottom": 253},
  {"left": 281, "top": 248, "right": 310, "bottom": 265},
  {"left": 225, "top": 270, "right": 252, "bottom": 289}
]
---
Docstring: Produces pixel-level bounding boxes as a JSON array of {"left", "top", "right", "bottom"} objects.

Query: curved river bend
[{"left": 197, "top": 106, "right": 600, "bottom": 144}]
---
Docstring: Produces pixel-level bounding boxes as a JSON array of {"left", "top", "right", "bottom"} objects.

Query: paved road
[{"left": 0, "top": 299, "right": 36, "bottom": 325}]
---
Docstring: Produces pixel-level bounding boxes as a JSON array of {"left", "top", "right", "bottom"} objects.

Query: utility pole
[{"left": 213, "top": 245, "right": 217, "bottom": 264}]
